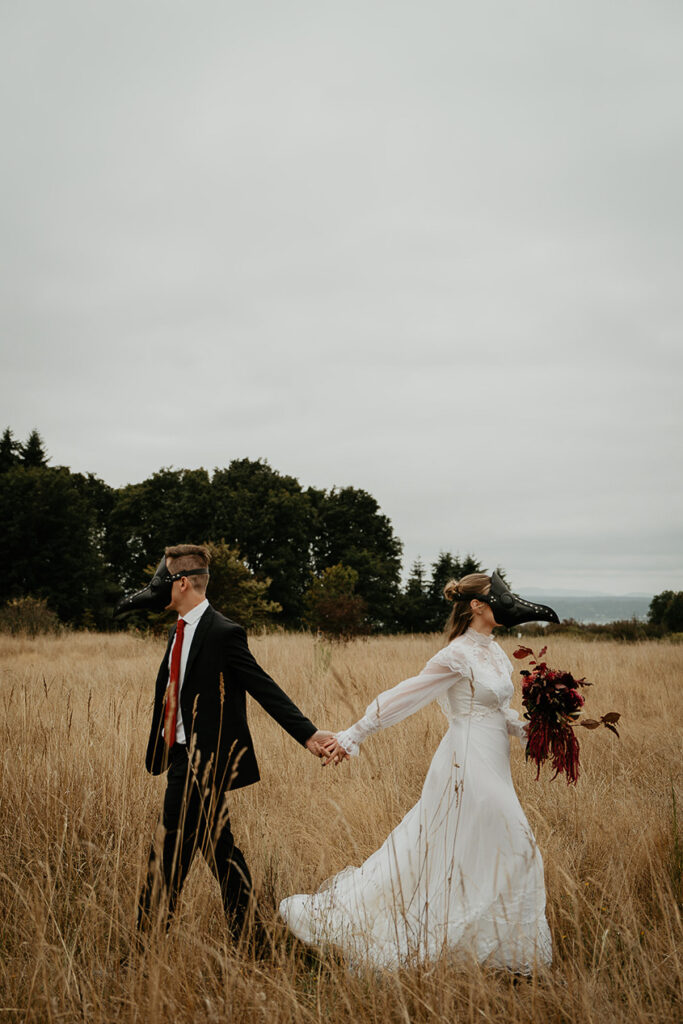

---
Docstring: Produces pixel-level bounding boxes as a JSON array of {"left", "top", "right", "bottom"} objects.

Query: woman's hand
[{"left": 319, "top": 735, "right": 351, "bottom": 767}]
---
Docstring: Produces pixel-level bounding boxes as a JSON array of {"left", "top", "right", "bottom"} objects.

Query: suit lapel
[
  {"left": 183, "top": 604, "right": 214, "bottom": 685},
  {"left": 165, "top": 625, "right": 176, "bottom": 655},
  {"left": 155, "top": 627, "right": 176, "bottom": 696}
]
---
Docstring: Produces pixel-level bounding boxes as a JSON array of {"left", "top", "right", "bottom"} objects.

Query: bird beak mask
[
  {"left": 469, "top": 570, "right": 560, "bottom": 628},
  {"left": 113, "top": 556, "right": 209, "bottom": 618}
]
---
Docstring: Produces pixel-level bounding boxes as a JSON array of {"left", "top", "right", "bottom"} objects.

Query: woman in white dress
[{"left": 279, "top": 572, "right": 555, "bottom": 972}]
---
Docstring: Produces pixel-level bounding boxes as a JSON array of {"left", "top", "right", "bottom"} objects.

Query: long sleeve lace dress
[{"left": 279, "top": 628, "right": 552, "bottom": 972}]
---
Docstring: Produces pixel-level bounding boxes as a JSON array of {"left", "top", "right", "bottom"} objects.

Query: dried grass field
[{"left": 1, "top": 631, "right": 681, "bottom": 1023}]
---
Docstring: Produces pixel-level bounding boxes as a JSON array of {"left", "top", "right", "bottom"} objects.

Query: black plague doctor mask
[
  {"left": 113, "top": 556, "right": 209, "bottom": 618},
  {"left": 468, "top": 570, "right": 560, "bottom": 628}
]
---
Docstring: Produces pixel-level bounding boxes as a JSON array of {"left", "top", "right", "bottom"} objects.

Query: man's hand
[
  {"left": 305, "top": 730, "right": 350, "bottom": 766},
  {"left": 305, "top": 730, "right": 336, "bottom": 757}
]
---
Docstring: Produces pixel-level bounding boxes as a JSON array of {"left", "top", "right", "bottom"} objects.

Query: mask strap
[{"left": 168, "top": 568, "right": 210, "bottom": 582}]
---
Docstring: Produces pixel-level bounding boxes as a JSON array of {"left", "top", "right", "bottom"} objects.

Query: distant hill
[{"left": 524, "top": 594, "right": 652, "bottom": 625}]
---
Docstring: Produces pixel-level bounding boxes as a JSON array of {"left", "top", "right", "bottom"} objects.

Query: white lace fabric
[{"left": 335, "top": 628, "right": 527, "bottom": 755}]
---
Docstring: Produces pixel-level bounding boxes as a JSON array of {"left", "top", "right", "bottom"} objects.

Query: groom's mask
[
  {"left": 467, "top": 571, "right": 560, "bottom": 628},
  {"left": 113, "top": 556, "right": 209, "bottom": 618}
]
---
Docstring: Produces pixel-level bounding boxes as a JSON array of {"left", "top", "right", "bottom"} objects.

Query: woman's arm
[
  {"left": 501, "top": 699, "right": 528, "bottom": 743},
  {"left": 333, "top": 649, "right": 470, "bottom": 757},
  {"left": 498, "top": 647, "right": 528, "bottom": 744}
]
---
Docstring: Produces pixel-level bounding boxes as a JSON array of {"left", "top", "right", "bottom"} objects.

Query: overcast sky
[{"left": 1, "top": 1, "right": 681, "bottom": 594}]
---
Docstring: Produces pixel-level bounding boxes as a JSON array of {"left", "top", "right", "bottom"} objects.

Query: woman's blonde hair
[{"left": 443, "top": 572, "right": 491, "bottom": 642}]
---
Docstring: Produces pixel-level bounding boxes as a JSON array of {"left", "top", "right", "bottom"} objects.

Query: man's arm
[{"left": 223, "top": 626, "right": 335, "bottom": 754}]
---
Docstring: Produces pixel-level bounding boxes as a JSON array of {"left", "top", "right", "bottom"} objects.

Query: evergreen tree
[
  {"left": 426, "top": 552, "right": 483, "bottom": 631},
  {"left": 0, "top": 427, "right": 20, "bottom": 473},
  {"left": 393, "top": 558, "right": 432, "bottom": 633},
  {"left": 20, "top": 429, "right": 49, "bottom": 467}
]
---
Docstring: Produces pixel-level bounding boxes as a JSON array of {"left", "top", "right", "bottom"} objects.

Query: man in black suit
[{"left": 134, "top": 543, "right": 335, "bottom": 945}]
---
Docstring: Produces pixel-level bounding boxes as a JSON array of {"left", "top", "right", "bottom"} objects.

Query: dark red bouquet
[{"left": 513, "top": 645, "right": 620, "bottom": 785}]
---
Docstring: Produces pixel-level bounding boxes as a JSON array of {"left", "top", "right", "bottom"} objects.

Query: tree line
[
  {"left": 0, "top": 428, "right": 484, "bottom": 634},
  {"left": 3, "top": 428, "right": 680, "bottom": 637}
]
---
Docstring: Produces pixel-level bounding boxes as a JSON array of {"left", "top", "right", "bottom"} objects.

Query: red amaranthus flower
[{"left": 513, "top": 645, "right": 620, "bottom": 785}]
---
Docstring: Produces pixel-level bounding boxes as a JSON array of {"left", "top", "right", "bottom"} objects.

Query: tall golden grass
[{"left": 1, "top": 631, "right": 681, "bottom": 1023}]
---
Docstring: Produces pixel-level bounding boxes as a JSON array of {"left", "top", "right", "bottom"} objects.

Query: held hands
[
  {"left": 320, "top": 735, "right": 351, "bottom": 767},
  {"left": 304, "top": 730, "right": 351, "bottom": 767},
  {"left": 304, "top": 730, "right": 333, "bottom": 757}
]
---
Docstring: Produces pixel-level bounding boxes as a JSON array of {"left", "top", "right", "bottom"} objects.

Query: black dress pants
[{"left": 137, "top": 744, "right": 253, "bottom": 941}]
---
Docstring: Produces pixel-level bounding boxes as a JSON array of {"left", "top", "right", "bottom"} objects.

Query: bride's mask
[
  {"left": 114, "top": 556, "right": 209, "bottom": 617},
  {"left": 468, "top": 570, "right": 560, "bottom": 628}
]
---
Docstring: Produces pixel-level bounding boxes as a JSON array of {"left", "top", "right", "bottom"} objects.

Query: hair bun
[{"left": 443, "top": 579, "right": 462, "bottom": 602}]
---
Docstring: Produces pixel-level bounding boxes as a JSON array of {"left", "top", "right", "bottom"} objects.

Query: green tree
[
  {"left": 649, "top": 590, "right": 683, "bottom": 633},
  {"left": 304, "top": 563, "right": 367, "bottom": 640},
  {"left": 663, "top": 594, "right": 683, "bottom": 632},
  {"left": 311, "top": 486, "right": 402, "bottom": 630},
  {"left": 1, "top": 465, "right": 112, "bottom": 624},
  {"left": 211, "top": 459, "right": 315, "bottom": 626},
  {"left": 0, "top": 427, "right": 21, "bottom": 473},
  {"left": 204, "top": 541, "right": 282, "bottom": 629},
  {"left": 425, "top": 552, "right": 483, "bottom": 631},
  {"left": 393, "top": 558, "right": 432, "bottom": 633},
  {"left": 71, "top": 472, "right": 116, "bottom": 525},
  {"left": 20, "top": 429, "right": 49, "bottom": 467},
  {"left": 107, "top": 467, "right": 213, "bottom": 591},
  {"left": 648, "top": 590, "right": 673, "bottom": 626}
]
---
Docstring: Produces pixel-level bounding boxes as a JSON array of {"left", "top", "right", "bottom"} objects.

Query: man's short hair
[{"left": 165, "top": 544, "right": 210, "bottom": 594}]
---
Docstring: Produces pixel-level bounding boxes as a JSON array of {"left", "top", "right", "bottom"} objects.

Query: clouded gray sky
[{"left": 2, "top": 1, "right": 681, "bottom": 594}]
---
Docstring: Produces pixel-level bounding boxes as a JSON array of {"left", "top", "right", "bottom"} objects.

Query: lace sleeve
[
  {"left": 497, "top": 646, "right": 527, "bottom": 744},
  {"left": 501, "top": 697, "right": 528, "bottom": 744},
  {"left": 335, "top": 646, "right": 470, "bottom": 756}
]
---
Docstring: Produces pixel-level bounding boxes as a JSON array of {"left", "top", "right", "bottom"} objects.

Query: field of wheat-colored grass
[{"left": 1, "top": 630, "right": 681, "bottom": 1023}]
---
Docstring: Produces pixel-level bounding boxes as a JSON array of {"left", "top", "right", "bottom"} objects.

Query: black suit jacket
[{"left": 146, "top": 605, "right": 317, "bottom": 791}]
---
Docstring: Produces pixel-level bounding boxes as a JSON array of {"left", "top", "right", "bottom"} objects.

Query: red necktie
[{"left": 164, "top": 618, "right": 186, "bottom": 747}]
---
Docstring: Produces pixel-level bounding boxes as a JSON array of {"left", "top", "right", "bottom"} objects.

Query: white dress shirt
[{"left": 165, "top": 598, "right": 209, "bottom": 745}]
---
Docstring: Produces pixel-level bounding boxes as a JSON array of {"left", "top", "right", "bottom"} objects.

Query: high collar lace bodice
[
  {"left": 436, "top": 628, "right": 514, "bottom": 722},
  {"left": 463, "top": 628, "right": 495, "bottom": 648}
]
